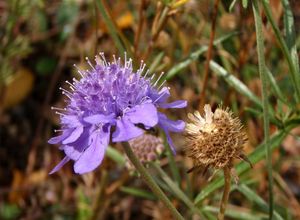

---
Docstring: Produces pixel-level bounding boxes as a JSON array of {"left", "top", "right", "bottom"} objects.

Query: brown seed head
[
  {"left": 185, "top": 104, "right": 248, "bottom": 170},
  {"left": 126, "top": 134, "right": 164, "bottom": 170}
]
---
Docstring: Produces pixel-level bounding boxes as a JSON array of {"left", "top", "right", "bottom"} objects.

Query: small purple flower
[{"left": 49, "top": 53, "right": 187, "bottom": 174}]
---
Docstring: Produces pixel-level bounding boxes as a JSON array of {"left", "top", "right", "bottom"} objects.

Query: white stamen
[
  {"left": 51, "top": 106, "right": 66, "bottom": 111},
  {"left": 150, "top": 74, "right": 155, "bottom": 81},
  {"left": 143, "top": 69, "right": 150, "bottom": 78},
  {"left": 153, "top": 91, "right": 167, "bottom": 103},
  {"left": 99, "top": 52, "right": 107, "bottom": 66},
  {"left": 86, "top": 57, "right": 96, "bottom": 71},
  {"left": 61, "top": 92, "right": 71, "bottom": 99},
  {"left": 74, "top": 64, "right": 85, "bottom": 77},
  {"left": 127, "top": 58, "right": 133, "bottom": 69},
  {"left": 65, "top": 81, "right": 76, "bottom": 89},
  {"left": 59, "top": 87, "right": 72, "bottom": 95},
  {"left": 55, "top": 111, "right": 66, "bottom": 116},
  {"left": 157, "top": 80, "right": 166, "bottom": 90},
  {"left": 153, "top": 72, "right": 164, "bottom": 87},
  {"left": 138, "top": 62, "right": 146, "bottom": 75}
]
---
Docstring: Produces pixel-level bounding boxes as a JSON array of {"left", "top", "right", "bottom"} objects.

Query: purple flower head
[{"left": 49, "top": 53, "right": 187, "bottom": 174}]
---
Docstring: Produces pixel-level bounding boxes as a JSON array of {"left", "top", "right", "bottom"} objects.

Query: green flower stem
[
  {"left": 122, "top": 142, "right": 184, "bottom": 220},
  {"left": 252, "top": 1, "right": 273, "bottom": 219}
]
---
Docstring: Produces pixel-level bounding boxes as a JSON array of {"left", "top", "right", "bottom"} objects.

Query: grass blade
[
  {"left": 202, "top": 206, "right": 266, "bottom": 220},
  {"left": 209, "top": 61, "right": 262, "bottom": 107},
  {"left": 237, "top": 184, "right": 284, "bottom": 220},
  {"left": 252, "top": 1, "right": 273, "bottom": 218},
  {"left": 261, "top": 0, "right": 300, "bottom": 101},
  {"left": 165, "top": 32, "right": 239, "bottom": 80},
  {"left": 281, "top": 0, "right": 299, "bottom": 74},
  {"left": 265, "top": 67, "right": 289, "bottom": 106},
  {"left": 120, "top": 186, "right": 156, "bottom": 200},
  {"left": 106, "top": 146, "right": 125, "bottom": 166},
  {"left": 210, "top": 61, "right": 282, "bottom": 126},
  {"left": 151, "top": 162, "right": 204, "bottom": 217},
  {"left": 96, "top": 0, "right": 125, "bottom": 54}
]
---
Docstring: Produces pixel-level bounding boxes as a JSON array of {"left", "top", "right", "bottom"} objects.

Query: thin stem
[
  {"left": 252, "top": 1, "right": 273, "bottom": 219},
  {"left": 199, "top": 0, "right": 220, "bottom": 110},
  {"left": 218, "top": 166, "right": 231, "bottom": 220},
  {"left": 122, "top": 142, "right": 184, "bottom": 220}
]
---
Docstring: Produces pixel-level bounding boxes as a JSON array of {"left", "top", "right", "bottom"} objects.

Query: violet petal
[
  {"left": 159, "top": 100, "right": 187, "bottom": 109},
  {"left": 74, "top": 129, "right": 110, "bottom": 174},
  {"left": 112, "top": 117, "right": 144, "bottom": 142},
  {"left": 84, "top": 113, "right": 116, "bottom": 124},
  {"left": 63, "top": 126, "right": 94, "bottom": 160},
  {"left": 62, "top": 126, "right": 84, "bottom": 145},
  {"left": 158, "top": 112, "right": 185, "bottom": 132},
  {"left": 48, "top": 129, "right": 73, "bottom": 144},
  {"left": 125, "top": 103, "right": 158, "bottom": 127},
  {"left": 161, "top": 126, "right": 176, "bottom": 154},
  {"left": 49, "top": 156, "right": 70, "bottom": 174},
  {"left": 61, "top": 115, "right": 81, "bottom": 127}
]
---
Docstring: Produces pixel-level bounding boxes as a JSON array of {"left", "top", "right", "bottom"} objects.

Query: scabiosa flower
[
  {"left": 125, "top": 134, "right": 164, "bottom": 170},
  {"left": 49, "top": 53, "right": 187, "bottom": 174},
  {"left": 185, "top": 104, "right": 249, "bottom": 171}
]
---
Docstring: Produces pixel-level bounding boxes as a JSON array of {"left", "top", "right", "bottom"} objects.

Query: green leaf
[
  {"left": 265, "top": 67, "right": 290, "bottom": 106},
  {"left": 252, "top": 1, "right": 273, "bottom": 217},
  {"left": 281, "top": 0, "right": 299, "bottom": 74},
  {"left": 120, "top": 186, "right": 156, "bottom": 200},
  {"left": 242, "top": 0, "right": 248, "bottom": 8},
  {"left": 106, "top": 146, "right": 125, "bottom": 166},
  {"left": 237, "top": 184, "right": 284, "bottom": 220},
  {"left": 202, "top": 206, "right": 266, "bottom": 220}
]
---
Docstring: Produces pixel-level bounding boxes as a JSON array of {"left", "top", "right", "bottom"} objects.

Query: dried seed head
[
  {"left": 185, "top": 104, "right": 248, "bottom": 170},
  {"left": 125, "top": 134, "right": 164, "bottom": 170}
]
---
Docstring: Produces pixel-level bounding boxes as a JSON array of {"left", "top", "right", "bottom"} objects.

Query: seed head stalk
[{"left": 218, "top": 166, "right": 231, "bottom": 220}]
